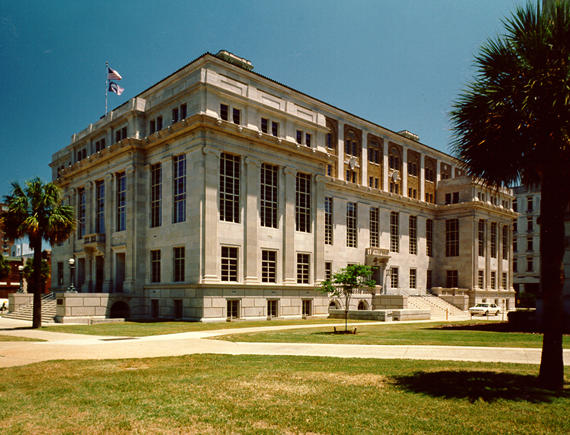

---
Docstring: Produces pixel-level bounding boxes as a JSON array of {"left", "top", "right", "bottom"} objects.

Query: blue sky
[{"left": 0, "top": 0, "right": 530, "bottom": 193}]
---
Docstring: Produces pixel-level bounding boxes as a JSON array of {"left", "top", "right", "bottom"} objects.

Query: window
[
  {"left": 527, "top": 237, "right": 533, "bottom": 252},
  {"left": 389, "top": 147, "right": 400, "bottom": 170},
  {"left": 370, "top": 207, "right": 379, "bottom": 248},
  {"left": 76, "top": 148, "right": 87, "bottom": 162},
  {"left": 346, "top": 202, "right": 357, "bottom": 248},
  {"left": 513, "top": 258, "right": 518, "bottom": 272},
  {"left": 267, "top": 300, "right": 278, "bottom": 318},
  {"left": 151, "top": 250, "right": 161, "bottom": 283},
  {"left": 57, "top": 262, "right": 64, "bottom": 286},
  {"left": 115, "top": 126, "right": 127, "bottom": 142},
  {"left": 346, "top": 170, "right": 357, "bottom": 183},
  {"left": 261, "top": 164, "right": 278, "bottom": 228},
  {"left": 527, "top": 256, "right": 533, "bottom": 272},
  {"left": 409, "top": 216, "right": 417, "bottom": 255},
  {"left": 478, "top": 220, "right": 485, "bottom": 257},
  {"left": 174, "top": 247, "right": 185, "bottom": 282},
  {"left": 408, "top": 188, "right": 417, "bottom": 199},
  {"left": 513, "top": 238, "right": 518, "bottom": 253},
  {"left": 325, "top": 262, "right": 332, "bottom": 281},
  {"left": 95, "top": 180, "right": 105, "bottom": 234},
  {"left": 220, "top": 103, "right": 229, "bottom": 121},
  {"left": 172, "top": 107, "right": 179, "bottom": 124},
  {"left": 427, "top": 270, "right": 432, "bottom": 290},
  {"left": 478, "top": 270, "right": 484, "bottom": 288},
  {"left": 513, "top": 199, "right": 518, "bottom": 212},
  {"left": 221, "top": 247, "right": 238, "bottom": 281},
  {"left": 390, "top": 212, "right": 399, "bottom": 253},
  {"left": 180, "top": 104, "right": 187, "bottom": 120},
  {"left": 527, "top": 196, "right": 533, "bottom": 212},
  {"left": 295, "top": 173, "right": 311, "bottom": 232},
  {"left": 173, "top": 154, "right": 186, "bottom": 223},
  {"left": 527, "top": 217, "right": 533, "bottom": 232},
  {"left": 426, "top": 219, "right": 433, "bottom": 257},
  {"left": 78, "top": 188, "right": 85, "bottom": 239},
  {"left": 261, "top": 118, "right": 269, "bottom": 133},
  {"left": 150, "top": 116, "right": 163, "bottom": 134},
  {"left": 297, "top": 253, "right": 310, "bottom": 284},
  {"left": 410, "top": 269, "right": 417, "bottom": 289},
  {"left": 502, "top": 272, "right": 508, "bottom": 289},
  {"left": 227, "top": 300, "right": 239, "bottom": 319},
  {"left": 271, "top": 121, "right": 279, "bottom": 137},
  {"left": 116, "top": 172, "right": 126, "bottom": 231},
  {"left": 305, "top": 133, "right": 312, "bottom": 147},
  {"left": 391, "top": 267, "right": 399, "bottom": 289},
  {"left": 345, "top": 131, "right": 358, "bottom": 157},
  {"left": 232, "top": 108, "right": 241, "bottom": 125},
  {"left": 446, "top": 219, "right": 459, "bottom": 257},
  {"left": 174, "top": 300, "right": 183, "bottom": 319},
  {"left": 327, "top": 165, "right": 333, "bottom": 176},
  {"left": 95, "top": 138, "right": 106, "bottom": 152},
  {"left": 446, "top": 270, "right": 458, "bottom": 288},
  {"left": 513, "top": 220, "right": 518, "bottom": 233},
  {"left": 220, "top": 153, "right": 240, "bottom": 223},
  {"left": 151, "top": 299, "right": 159, "bottom": 318},
  {"left": 302, "top": 299, "right": 312, "bottom": 316},
  {"left": 296, "top": 130, "right": 303, "bottom": 144},
  {"left": 368, "top": 141, "right": 380, "bottom": 164},
  {"left": 490, "top": 271, "right": 496, "bottom": 289},
  {"left": 490, "top": 222, "right": 497, "bottom": 258},
  {"left": 262, "top": 250, "right": 276, "bottom": 283},
  {"left": 325, "top": 197, "right": 333, "bottom": 245},
  {"left": 150, "top": 163, "right": 162, "bottom": 228}
]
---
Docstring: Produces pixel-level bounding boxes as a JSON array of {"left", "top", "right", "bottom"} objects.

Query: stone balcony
[{"left": 83, "top": 233, "right": 106, "bottom": 255}]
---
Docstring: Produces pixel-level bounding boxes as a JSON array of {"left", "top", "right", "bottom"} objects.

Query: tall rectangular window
[
  {"left": 502, "top": 272, "right": 508, "bottom": 289},
  {"left": 260, "top": 164, "right": 278, "bottom": 228},
  {"left": 150, "top": 250, "right": 161, "bottom": 283},
  {"left": 296, "top": 173, "right": 311, "bottom": 232},
  {"left": 297, "top": 253, "right": 310, "bottom": 284},
  {"left": 502, "top": 226, "right": 508, "bottom": 259},
  {"left": 527, "top": 217, "right": 533, "bottom": 232},
  {"left": 325, "top": 262, "right": 332, "bottom": 281},
  {"left": 346, "top": 202, "right": 357, "bottom": 248},
  {"left": 490, "top": 222, "right": 497, "bottom": 258},
  {"left": 370, "top": 207, "right": 379, "bottom": 248},
  {"left": 426, "top": 270, "right": 432, "bottom": 290},
  {"left": 232, "top": 108, "right": 241, "bottom": 124},
  {"left": 173, "top": 154, "right": 186, "bottom": 223},
  {"left": 446, "top": 270, "right": 458, "bottom": 288},
  {"left": 267, "top": 300, "right": 278, "bottom": 317},
  {"left": 409, "top": 216, "right": 417, "bottom": 255},
  {"left": 262, "top": 250, "right": 277, "bottom": 283},
  {"left": 527, "top": 196, "right": 533, "bottom": 212},
  {"left": 261, "top": 117, "right": 269, "bottom": 133},
  {"left": 513, "top": 258, "right": 518, "bottom": 272},
  {"left": 527, "top": 256, "right": 533, "bottom": 272},
  {"left": 490, "top": 271, "right": 496, "bottom": 289},
  {"left": 173, "top": 247, "right": 185, "bottom": 282},
  {"left": 478, "top": 220, "right": 485, "bottom": 257},
  {"left": 446, "top": 219, "right": 459, "bottom": 257},
  {"left": 426, "top": 219, "right": 433, "bottom": 257},
  {"left": 78, "top": 188, "right": 86, "bottom": 239},
  {"left": 220, "top": 103, "right": 229, "bottom": 121},
  {"left": 325, "top": 197, "right": 333, "bottom": 245},
  {"left": 95, "top": 181, "right": 105, "bottom": 233},
  {"left": 116, "top": 172, "right": 126, "bottom": 231},
  {"left": 391, "top": 267, "right": 399, "bottom": 289},
  {"left": 390, "top": 212, "right": 399, "bottom": 253},
  {"left": 150, "top": 163, "right": 162, "bottom": 228},
  {"left": 410, "top": 269, "right": 417, "bottom": 289},
  {"left": 478, "top": 270, "right": 484, "bottom": 288},
  {"left": 221, "top": 246, "right": 238, "bottom": 281},
  {"left": 220, "top": 153, "right": 240, "bottom": 223}
]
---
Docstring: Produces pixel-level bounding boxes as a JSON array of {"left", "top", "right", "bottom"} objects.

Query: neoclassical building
[{"left": 50, "top": 51, "right": 516, "bottom": 321}]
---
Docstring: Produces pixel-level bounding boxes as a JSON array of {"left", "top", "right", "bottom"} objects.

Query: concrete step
[
  {"left": 5, "top": 299, "right": 57, "bottom": 323},
  {"left": 407, "top": 295, "right": 466, "bottom": 318}
]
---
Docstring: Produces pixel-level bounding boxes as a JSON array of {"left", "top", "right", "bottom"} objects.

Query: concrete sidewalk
[{"left": 1, "top": 317, "right": 568, "bottom": 369}]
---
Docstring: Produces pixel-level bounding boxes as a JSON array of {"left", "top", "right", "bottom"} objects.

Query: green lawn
[
  {"left": 39, "top": 318, "right": 369, "bottom": 337},
  {"left": 213, "top": 321, "right": 568, "bottom": 349},
  {"left": 0, "top": 335, "right": 44, "bottom": 342},
  {"left": 0, "top": 355, "right": 568, "bottom": 434}
]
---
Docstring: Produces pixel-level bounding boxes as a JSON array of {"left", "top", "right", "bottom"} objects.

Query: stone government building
[{"left": 49, "top": 51, "right": 516, "bottom": 322}]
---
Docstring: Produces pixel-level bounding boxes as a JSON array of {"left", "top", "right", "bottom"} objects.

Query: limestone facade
[{"left": 50, "top": 51, "right": 516, "bottom": 321}]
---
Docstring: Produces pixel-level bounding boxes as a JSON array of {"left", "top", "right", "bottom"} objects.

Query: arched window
[{"left": 357, "top": 301, "right": 367, "bottom": 310}]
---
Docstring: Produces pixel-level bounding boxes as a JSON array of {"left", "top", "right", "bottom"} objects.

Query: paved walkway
[{"left": 1, "top": 317, "right": 569, "bottom": 369}]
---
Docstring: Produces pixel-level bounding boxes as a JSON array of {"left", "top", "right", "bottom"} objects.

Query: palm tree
[
  {"left": 450, "top": 1, "right": 570, "bottom": 389},
  {"left": 2, "top": 177, "right": 75, "bottom": 328}
]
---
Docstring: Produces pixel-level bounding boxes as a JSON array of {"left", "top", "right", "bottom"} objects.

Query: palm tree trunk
[
  {"left": 538, "top": 170, "right": 566, "bottom": 390},
  {"left": 31, "top": 237, "right": 43, "bottom": 329}
]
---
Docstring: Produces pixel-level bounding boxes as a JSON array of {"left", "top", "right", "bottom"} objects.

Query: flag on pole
[
  {"left": 108, "top": 67, "right": 122, "bottom": 81},
  {"left": 108, "top": 81, "right": 124, "bottom": 95}
]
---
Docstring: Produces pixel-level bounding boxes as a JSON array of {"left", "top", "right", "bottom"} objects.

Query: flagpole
[{"left": 105, "top": 61, "right": 108, "bottom": 116}]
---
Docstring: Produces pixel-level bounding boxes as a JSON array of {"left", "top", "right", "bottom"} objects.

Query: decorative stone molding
[
  {"left": 245, "top": 157, "right": 261, "bottom": 167},
  {"left": 283, "top": 167, "right": 297, "bottom": 177},
  {"left": 203, "top": 146, "right": 221, "bottom": 158}
]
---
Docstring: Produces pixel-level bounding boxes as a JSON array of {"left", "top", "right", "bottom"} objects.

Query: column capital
[
  {"left": 283, "top": 167, "right": 297, "bottom": 176},
  {"left": 203, "top": 146, "right": 221, "bottom": 158},
  {"left": 245, "top": 157, "right": 261, "bottom": 167}
]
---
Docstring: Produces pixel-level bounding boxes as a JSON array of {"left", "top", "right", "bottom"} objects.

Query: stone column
[
  {"left": 361, "top": 131, "right": 368, "bottom": 185},
  {"left": 84, "top": 182, "right": 94, "bottom": 292},
  {"left": 314, "top": 175, "right": 326, "bottom": 284},
  {"left": 244, "top": 157, "right": 261, "bottom": 283},
  {"left": 382, "top": 142, "right": 389, "bottom": 192},
  {"left": 102, "top": 173, "right": 114, "bottom": 293},
  {"left": 402, "top": 147, "right": 408, "bottom": 197},
  {"left": 419, "top": 153, "right": 425, "bottom": 203},
  {"left": 283, "top": 167, "right": 297, "bottom": 284},
  {"left": 202, "top": 147, "right": 221, "bottom": 283},
  {"left": 485, "top": 219, "right": 491, "bottom": 290},
  {"left": 337, "top": 122, "right": 344, "bottom": 180},
  {"left": 123, "top": 164, "right": 137, "bottom": 293}
]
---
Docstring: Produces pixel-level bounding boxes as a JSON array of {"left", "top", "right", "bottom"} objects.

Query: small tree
[
  {"left": 0, "top": 255, "right": 11, "bottom": 280},
  {"left": 320, "top": 264, "right": 376, "bottom": 332}
]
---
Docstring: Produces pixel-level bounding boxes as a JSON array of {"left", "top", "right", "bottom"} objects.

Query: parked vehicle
[{"left": 469, "top": 303, "right": 500, "bottom": 316}]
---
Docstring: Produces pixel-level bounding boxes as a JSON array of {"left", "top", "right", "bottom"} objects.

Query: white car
[{"left": 469, "top": 303, "right": 500, "bottom": 316}]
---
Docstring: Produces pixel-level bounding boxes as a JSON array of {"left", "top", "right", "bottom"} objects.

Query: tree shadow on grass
[{"left": 393, "top": 370, "right": 569, "bottom": 403}]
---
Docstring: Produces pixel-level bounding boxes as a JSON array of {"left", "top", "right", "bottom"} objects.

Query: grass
[
  {"left": 39, "top": 318, "right": 370, "bottom": 337},
  {"left": 214, "top": 321, "right": 570, "bottom": 349},
  {"left": 0, "top": 355, "right": 568, "bottom": 434},
  {"left": 0, "top": 335, "right": 44, "bottom": 342}
]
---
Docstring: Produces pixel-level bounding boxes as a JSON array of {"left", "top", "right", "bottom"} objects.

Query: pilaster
[
  {"left": 244, "top": 157, "right": 261, "bottom": 283},
  {"left": 202, "top": 146, "right": 221, "bottom": 283},
  {"left": 283, "top": 167, "right": 297, "bottom": 284}
]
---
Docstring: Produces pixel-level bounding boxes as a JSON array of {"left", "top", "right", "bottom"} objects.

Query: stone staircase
[
  {"left": 407, "top": 295, "right": 466, "bottom": 318},
  {"left": 4, "top": 293, "right": 57, "bottom": 324}
]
